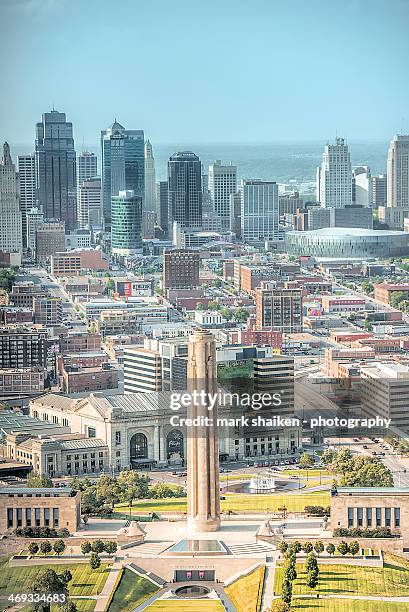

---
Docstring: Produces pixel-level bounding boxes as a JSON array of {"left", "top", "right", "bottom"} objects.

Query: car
[{"left": 372, "top": 451, "right": 377, "bottom": 455}]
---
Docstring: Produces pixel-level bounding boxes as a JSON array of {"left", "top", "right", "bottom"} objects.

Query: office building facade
[
  {"left": 35, "top": 110, "right": 77, "bottom": 229},
  {"left": 0, "top": 143, "right": 22, "bottom": 256},
  {"left": 144, "top": 140, "right": 156, "bottom": 212},
  {"left": 208, "top": 160, "right": 237, "bottom": 231},
  {"left": 156, "top": 181, "right": 169, "bottom": 236},
  {"left": 255, "top": 286, "right": 303, "bottom": 333},
  {"left": 317, "top": 137, "right": 352, "bottom": 209},
  {"left": 168, "top": 152, "right": 202, "bottom": 228},
  {"left": 101, "top": 121, "right": 144, "bottom": 229},
  {"left": 240, "top": 179, "right": 279, "bottom": 242},
  {"left": 78, "top": 177, "right": 102, "bottom": 228},
  {"left": 111, "top": 190, "right": 143, "bottom": 256},
  {"left": 18, "top": 154, "right": 36, "bottom": 247},
  {"left": 163, "top": 248, "right": 200, "bottom": 290}
]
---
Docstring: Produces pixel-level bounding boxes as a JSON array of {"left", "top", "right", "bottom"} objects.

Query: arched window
[
  {"left": 130, "top": 433, "right": 148, "bottom": 459},
  {"left": 166, "top": 429, "right": 184, "bottom": 459}
]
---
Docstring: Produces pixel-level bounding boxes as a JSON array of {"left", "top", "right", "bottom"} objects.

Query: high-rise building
[
  {"left": 77, "top": 152, "right": 97, "bottom": 185},
  {"left": 208, "top": 160, "right": 237, "bottom": 231},
  {"left": 26, "top": 207, "right": 44, "bottom": 252},
  {"left": 35, "top": 222, "right": 65, "bottom": 263},
  {"left": 253, "top": 354, "right": 295, "bottom": 416},
  {"left": 0, "top": 143, "right": 22, "bottom": 256},
  {"left": 371, "top": 174, "right": 387, "bottom": 208},
  {"left": 387, "top": 135, "right": 409, "bottom": 209},
  {"left": 101, "top": 120, "right": 144, "bottom": 229},
  {"left": 18, "top": 154, "right": 36, "bottom": 246},
  {"left": 255, "top": 286, "right": 303, "bottom": 333},
  {"left": 353, "top": 166, "right": 372, "bottom": 207},
  {"left": 168, "top": 152, "right": 202, "bottom": 228},
  {"left": 279, "top": 191, "right": 303, "bottom": 217},
  {"left": 229, "top": 191, "right": 242, "bottom": 237},
  {"left": 111, "top": 190, "right": 142, "bottom": 256},
  {"left": 240, "top": 179, "right": 279, "bottom": 242},
  {"left": 78, "top": 178, "right": 102, "bottom": 229},
  {"left": 163, "top": 248, "right": 200, "bottom": 290},
  {"left": 0, "top": 325, "right": 47, "bottom": 369},
  {"left": 317, "top": 137, "right": 352, "bottom": 208},
  {"left": 156, "top": 181, "right": 169, "bottom": 236},
  {"left": 144, "top": 140, "right": 156, "bottom": 213},
  {"left": 35, "top": 110, "right": 77, "bottom": 229}
]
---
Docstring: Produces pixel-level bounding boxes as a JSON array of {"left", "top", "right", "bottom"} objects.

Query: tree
[
  {"left": 364, "top": 320, "right": 373, "bottom": 331},
  {"left": 95, "top": 475, "right": 120, "bottom": 509},
  {"left": 349, "top": 540, "right": 360, "bottom": 556},
  {"left": 27, "top": 472, "right": 53, "bottom": 488},
  {"left": 117, "top": 470, "right": 150, "bottom": 515},
  {"left": 31, "top": 569, "right": 70, "bottom": 612},
  {"left": 89, "top": 552, "right": 101, "bottom": 570},
  {"left": 306, "top": 569, "right": 319, "bottom": 590},
  {"left": 321, "top": 448, "right": 336, "bottom": 466},
  {"left": 332, "top": 449, "right": 353, "bottom": 475},
  {"left": 284, "top": 554, "right": 297, "bottom": 582},
  {"left": 60, "top": 602, "right": 78, "bottom": 612},
  {"left": 81, "top": 541, "right": 92, "bottom": 556},
  {"left": 278, "top": 541, "right": 288, "bottom": 555},
  {"left": 302, "top": 541, "right": 313, "bottom": 554},
  {"left": 53, "top": 539, "right": 66, "bottom": 557},
  {"left": 28, "top": 541, "right": 39, "bottom": 555},
  {"left": 196, "top": 302, "right": 205, "bottom": 310},
  {"left": 91, "top": 539, "right": 105, "bottom": 554},
  {"left": 60, "top": 570, "right": 72, "bottom": 585},
  {"left": 299, "top": 452, "right": 314, "bottom": 469},
  {"left": 326, "top": 543, "right": 336, "bottom": 557},
  {"left": 290, "top": 541, "right": 302, "bottom": 554},
  {"left": 305, "top": 552, "right": 318, "bottom": 573},
  {"left": 104, "top": 541, "right": 117, "bottom": 557},
  {"left": 82, "top": 514, "right": 89, "bottom": 528},
  {"left": 314, "top": 541, "right": 324, "bottom": 557},
  {"left": 40, "top": 541, "right": 52, "bottom": 556},
  {"left": 340, "top": 456, "right": 393, "bottom": 487},
  {"left": 281, "top": 578, "right": 292, "bottom": 605},
  {"left": 337, "top": 540, "right": 349, "bottom": 556},
  {"left": 233, "top": 308, "right": 249, "bottom": 323},
  {"left": 207, "top": 300, "right": 220, "bottom": 311},
  {"left": 390, "top": 291, "right": 408, "bottom": 309}
]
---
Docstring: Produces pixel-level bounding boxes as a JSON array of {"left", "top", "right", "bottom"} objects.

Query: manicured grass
[
  {"left": 107, "top": 569, "right": 158, "bottom": 612},
  {"left": 147, "top": 601, "right": 224, "bottom": 611},
  {"left": 20, "top": 601, "right": 96, "bottom": 612},
  {"left": 291, "top": 599, "right": 409, "bottom": 611},
  {"left": 225, "top": 566, "right": 265, "bottom": 612},
  {"left": 281, "top": 469, "right": 330, "bottom": 478},
  {"left": 219, "top": 473, "right": 256, "bottom": 481},
  {"left": 274, "top": 563, "right": 409, "bottom": 597},
  {"left": 114, "top": 491, "right": 330, "bottom": 514},
  {"left": 0, "top": 560, "right": 111, "bottom": 598}
]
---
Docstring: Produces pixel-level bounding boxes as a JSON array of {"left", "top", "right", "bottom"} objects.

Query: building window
[
  {"left": 88, "top": 427, "right": 96, "bottom": 438},
  {"left": 16, "top": 508, "right": 22, "bottom": 528},
  {"left": 347, "top": 507, "right": 354, "bottom": 528},
  {"left": 115, "top": 431, "right": 121, "bottom": 446},
  {"left": 130, "top": 433, "right": 148, "bottom": 461},
  {"left": 376, "top": 507, "right": 382, "bottom": 527},
  {"left": 7, "top": 508, "right": 13, "bottom": 528},
  {"left": 385, "top": 507, "right": 391, "bottom": 527},
  {"left": 26, "top": 508, "right": 32, "bottom": 527},
  {"left": 366, "top": 507, "right": 372, "bottom": 527},
  {"left": 357, "top": 507, "right": 363, "bottom": 527},
  {"left": 53, "top": 508, "right": 59, "bottom": 528},
  {"left": 44, "top": 508, "right": 50, "bottom": 527},
  {"left": 394, "top": 507, "right": 400, "bottom": 528}
]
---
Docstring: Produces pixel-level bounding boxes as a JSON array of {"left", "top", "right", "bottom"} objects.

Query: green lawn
[
  {"left": 107, "top": 569, "right": 158, "bottom": 612},
  {"left": 20, "top": 600, "right": 96, "bottom": 612},
  {"left": 114, "top": 491, "right": 330, "bottom": 514},
  {"left": 225, "top": 566, "right": 264, "bottom": 612},
  {"left": 0, "top": 559, "right": 111, "bottom": 598},
  {"left": 274, "top": 563, "right": 409, "bottom": 597},
  {"left": 219, "top": 473, "right": 255, "bottom": 481},
  {"left": 281, "top": 469, "right": 330, "bottom": 478},
  {"left": 290, "top": 599, "right": 409, "bottom": 611},
  {"left": 146, "top": 601, "right": 224, "bottom": 611}
]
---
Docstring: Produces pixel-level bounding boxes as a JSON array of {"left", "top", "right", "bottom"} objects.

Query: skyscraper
[
  {"left": 371, "top": 174, "right": 387, "bottom": 208},
  {"left": 0, "top": 143, "right": 22, "bottom": 256},
  {"left": 78, "top": 178, "right": 102, "bottom": 229},
  {"left": 387, "top": 135, "right": 409, "bottom": 209},
  {"left": 101, "top": 121, "right": 144, "bottom": 229},
  {"left": 255, "top": 286, "right": 303, "bottom": 333},
  {"left": 168, "top": 152, "right": 202, "bottom": 228},
  {"left": 353, "top": 166, "right": 372, "bottom": 207},
  {"left": 144, "top": 140, "right": 156, "bottom": 213},
  {"left": 208, "top": 160, "right": 237, "bottom": 231},
  {"left": 111, "top": 190, "right": 142, "bottom": 256},
  {"left": 35, "top": 110, "right": 77, "bottom": 229},
  {"left": 156, "top": 181, "right": 169, "bottom": 236},
  {"left": 240, "top": 179, "right": 279, "bottom": 242},
  {"left": 317, "top": 137, "right": 352, "bottom": 208},
  {"left": 77, "top": 152, "right": 97, "bottom": 185},
  {"left": 18, "top": 154, "right": 36, "bottom": 247}
]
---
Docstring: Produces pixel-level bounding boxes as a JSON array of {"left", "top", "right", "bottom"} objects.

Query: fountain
[{"left": 249, "top": 472, "right": 276, "bottom": 493}]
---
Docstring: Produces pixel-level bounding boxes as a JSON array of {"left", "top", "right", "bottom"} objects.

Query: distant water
[{"left": 11, "top": 140, "right": 389, "bottom": 187}]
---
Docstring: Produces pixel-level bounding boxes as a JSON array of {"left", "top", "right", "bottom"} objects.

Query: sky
[{"left": 0, "top": 0, "right": 409, "bottom": 147}]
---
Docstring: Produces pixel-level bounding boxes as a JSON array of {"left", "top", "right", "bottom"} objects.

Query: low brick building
[{"left": 51, "top": 249, "right": 109, "bottom": 276}]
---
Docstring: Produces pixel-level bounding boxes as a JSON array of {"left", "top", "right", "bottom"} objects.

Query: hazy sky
[{"left": 1, "top": 0, "right": 409, "bottom": 147}]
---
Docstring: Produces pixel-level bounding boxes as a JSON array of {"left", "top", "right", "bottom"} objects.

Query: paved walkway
[
  {"left": 94, "top": 561, "right": 123, "bottom": 612},
  {"left": 260, "top": 557, "right": 276, "bottom": 611}
]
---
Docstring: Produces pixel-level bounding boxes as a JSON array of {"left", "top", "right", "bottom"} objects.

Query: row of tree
[
  {"left": 278, "top": 539, "right": 360, "bottom": 558},
  {"left": 28, "top": 540, "right": 66, "bottom": 557},
  {"left": 321, "top": 448, "right": 393, "bottom": 487}
]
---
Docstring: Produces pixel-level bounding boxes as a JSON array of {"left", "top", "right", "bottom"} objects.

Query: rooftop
[{"left": 289, "top": 227, "right": 408, "bottom": 237}]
